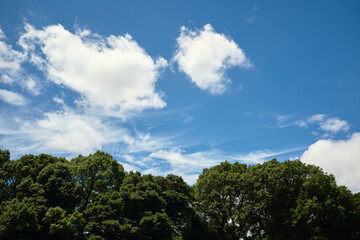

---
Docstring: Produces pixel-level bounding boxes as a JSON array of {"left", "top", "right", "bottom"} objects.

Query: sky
[{"left": 0, "top": 0, "right": 359, "bottom": 191}]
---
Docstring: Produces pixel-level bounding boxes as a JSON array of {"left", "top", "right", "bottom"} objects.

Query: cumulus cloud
[
  {"left": 319, "top": 118, "right": 349, "bottom": 133},
  {"left": 0, "top": 89, "right": 27, "bottom": 106},
  {"left": 301, "top": 133, "right": 360, "bottom": 192},
  {"left": 19, "top": 24, "right": 167, "bottom": 115},
  {"left": 297, "top": 114, "right": 350, "bottom": 135},
  {"left": 173, "top": 24, "right": 251, "bottom": 94}
]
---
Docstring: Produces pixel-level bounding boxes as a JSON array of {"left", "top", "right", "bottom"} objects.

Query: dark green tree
[
  {"left": 195, "top": 159, "right": 358, "bottom": 240},
  {"left": 0, "top": 197, "right": 40, "bottom": 240},
  {"left": 195, "top": 161, "right": 250, "bottom": 239},
  {"left": 1, "top": 148, "right": 359, "bottom": 239}
]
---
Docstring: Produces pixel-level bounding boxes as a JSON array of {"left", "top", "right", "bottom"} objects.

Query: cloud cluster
[
  {"left": 0, "top": 28, "right": 41, "bottom": 95},
  {"left": 0, "top": 24, "right": 176, "bottom": 156},
  {"left": 301, "top": 132, "right": 360, "bottom": 192},
  {"left": 19, "top": 24, "right": 167, "bottom": 115},
  {"left": 173, "top": 24, "right": 251, "bottom": 94},
  {"left": 297, "top": 114, "right": 350, "bottom": 135},
  {"left": 0, "top": 28, "right": 26, "bottom": 84}
]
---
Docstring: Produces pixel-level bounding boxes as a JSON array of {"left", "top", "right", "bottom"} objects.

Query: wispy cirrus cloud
[
  {"left": 0, "top": 110, "right": 132, "bottom": 156},
  {"left": 231, "top": 147, "right": 305, "bottom": 164},
  {"left": 245, "top": 2, "right": 259, "bottom": 24},
  {"left": 248, "top": 112, "right": 350, "bottom": 136},
  {"left": 143, "top": 148, "right": 225, "bottom": 184},
  {"left": 173, "top": 24, "right": 252, "bottom": 95},
  {"left": 140, "top": 146, "right": 303, "bottom": 184},
  {"left": 0, "top": 89, "right": 27, "bottom": 106}
]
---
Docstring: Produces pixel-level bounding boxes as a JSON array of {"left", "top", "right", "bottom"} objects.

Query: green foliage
[
  {"left": 195, "top": 159, "right": 360, "bottom": 240},
  {"left": 0, "top": 148, "right": 359, "bottom": 239},
  {"left": 195, "top": 161, "right": 249, "bottom": 239},
  {"left": 0, "top": 197, "right": 40, "bottom": 240},
  {"left": 43, "top": 207, "right": 84, "bottom": 239}
]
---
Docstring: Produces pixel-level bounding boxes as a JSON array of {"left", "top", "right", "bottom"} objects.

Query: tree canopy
[{"left": 0, "top": 149, "right": 359, "bottom": 239}]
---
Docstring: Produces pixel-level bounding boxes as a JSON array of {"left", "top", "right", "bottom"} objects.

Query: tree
[
  {"left": 42, "top": 207, "right": 84, "bottom": 240},
  {"left": 195, "top": 161, "right": 250, "bottom": 239},
  {"left": 0, "top": 197, "right": 40, "bottom": 240},
  {"left": 71, "top": 151, "right": 125, "bottom": 212},
  {"left": 195, "top": 159, "right": 359, "bottom": 240},
  {"left": 1, "top": 148, "right": 359, "bottom": 239},
  {"left": 0, "top": 149, "right": 11, "bottom": 202},
  {"left": 71, "top": 151, "right": 125, "bottom": 237}
]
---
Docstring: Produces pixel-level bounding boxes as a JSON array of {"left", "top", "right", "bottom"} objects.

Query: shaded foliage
[
  {"left": 0, "top": 149, "right": 359, "bottom": 239},
  {"left": 195, "top": 159, "right": 360, "bottom": 240}
]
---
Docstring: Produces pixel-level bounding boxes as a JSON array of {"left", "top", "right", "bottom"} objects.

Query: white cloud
[
  {"left": 0, "top": 41, "right": 24, "bottom": 71},
  {"left": 180, "top": 112, "right": 193, "bottom": 123},
  {"left": 295, "top": 120, "right": 308, "bottom": 128},
  {"left": 122, "top": 154, "right": 146, "bottom": 167},
  {"left": 0, "top": 111, "right": 132, "bottom": 156},
  {"left": 0, "top": 28, "right": 41, "bottom": 95},
  {"left": 119, "top": 162, "right": 140, "bottom": 172},
  {"left": 23, "top": 76, "right": 41, "bottom": 95},
  {"left": 53, "top": 96, "right": 64, "bottom": 104},
  {"left": 0, "top": 74, "right": 13, "bottom": 84},
  {"left": 301, "top": 132, "right": 360, "bottom": 192},
  {"left": 319, "top": 118, "right": 349, "bottom": 133},
  {"left": 0, "top": 28, "right": 4, "bottom": 39},
  {"left": 0, "top": 28, "right": 26, "bottom": 82},
  {"left": 143, "top": 148, "right": 224, "bottom": 184},
  {"left": 308, "top": 114, "right": 326, "bottom": 123},
  {"left": 36, "top": 112, "right": 108, "bottom": 153},
  {"left": 19, "top": 24, "right": 167, "bottom": 116},
  {"left": 144, "top": 165, "right": 200, "bottom": 185},
  {"left": 0, "top": 89, "right": 27, "bottom": 106},
  {"left": 297, "top": 114, "right": 350, "bottom": 135},
  {"left": 245, "top": 4, "right": 259, "bottom": 24},
  {"left": 150, "top": 148, "right": 222, "bottom": 169},
  {"left": 123, "top": 131, "right": 176, "bottom": 154},
  {"left": 142, "top": 145, "right": 304, "bottom": 185},
  {"left": 145, "top": 147, "right": 300, "bottom": 185},
  {"left": 231, "top": 147, "right": 303, "bottom": 164},
  {"left": 173, "top": 24, "right": 251, "bottom": 94},
  {"left": 275, "top": 114, "right": 295, "bottom": 128}
]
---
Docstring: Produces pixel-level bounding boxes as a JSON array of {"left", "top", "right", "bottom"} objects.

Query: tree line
[{"left": 0, "top": 149, "right": 359, "bottom": 239}]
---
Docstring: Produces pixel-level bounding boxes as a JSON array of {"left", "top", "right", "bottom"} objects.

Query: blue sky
[{"left": 0, "top": 0, "right": 359, "bottom": 190}]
